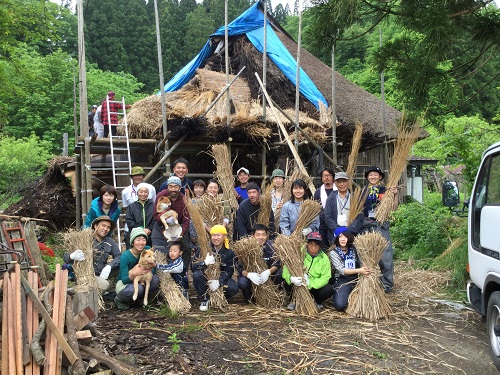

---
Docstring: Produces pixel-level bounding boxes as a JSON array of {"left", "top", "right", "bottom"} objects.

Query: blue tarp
[{"left": 162, "top": 2, "right": 327, "bottom": 109}]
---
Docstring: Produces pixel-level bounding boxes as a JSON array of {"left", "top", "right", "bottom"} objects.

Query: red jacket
[{"left": 153, "top": 189, "right": 190, "bottom": 235}]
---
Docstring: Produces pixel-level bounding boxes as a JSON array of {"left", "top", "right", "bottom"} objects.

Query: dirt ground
[{"left": 92, "top": 265, "right": 498, "bottom": 375}]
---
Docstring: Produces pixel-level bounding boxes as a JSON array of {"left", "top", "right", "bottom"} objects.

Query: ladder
[{"left": 106, "top": 96, "right": 132, "bottom": 249}]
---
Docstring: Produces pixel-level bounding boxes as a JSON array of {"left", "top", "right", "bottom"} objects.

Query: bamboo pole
[
  {"left": 331, "top": 43, "right": 337, "bottom": 164},
  {"left": 262, "top": 1, "right": 267, "bottom": 121},
  {"left": 225, "top": 0, "right": 230, "bottom": 128},
  {"left": 294, "top": 3, "right": 303, "bottom": 162}
]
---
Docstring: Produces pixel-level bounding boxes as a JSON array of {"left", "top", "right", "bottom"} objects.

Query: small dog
[
  {"left": 156, "top": 196, "right": 182, "bottom": 241},
  {"left": 132, "top": 249, "right": 156, "bottom": 306}
]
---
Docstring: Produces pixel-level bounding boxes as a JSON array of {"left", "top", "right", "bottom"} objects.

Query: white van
[{"left": 466, "top": 141, "right": 500, "bottom": 369}]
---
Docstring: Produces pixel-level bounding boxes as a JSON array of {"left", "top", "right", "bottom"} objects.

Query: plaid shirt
[{"left": 100, "top": 99, "right": 127, "bottom": 126}]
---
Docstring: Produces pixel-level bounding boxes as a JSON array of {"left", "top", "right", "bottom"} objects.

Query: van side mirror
[{"left": 442, "top": 181, "right": 460, "bottom": 207}]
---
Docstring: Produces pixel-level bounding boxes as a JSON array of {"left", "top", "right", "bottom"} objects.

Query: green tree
[{"left": 185, "top": 6, "right": 216, "bottom": 60}]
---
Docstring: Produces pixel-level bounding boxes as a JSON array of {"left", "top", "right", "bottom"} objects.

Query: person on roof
[{"left": 100, "top": 91, "right": 131, "bottom": 137}]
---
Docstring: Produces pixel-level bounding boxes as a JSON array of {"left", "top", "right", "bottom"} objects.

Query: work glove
[
  {"left": 290, "top": 276, "right": 303, "bottom": 287},
  {"left": 247, "top": 272, "right": 263, "bottom": 286},
  {"left": 99, "top": 265, "right": 112, "bottom": 280},
  {"left": 208, "top": 279, "right": 220, "bottom": 291},
  {"left": 70, "top": 249, "right": 85, "bottom": 261},
  {"left": 166, "top": 216, "right": 177, "bottom": 225},
  {"left": 260, "top": 269, "right": 271, "bottom": 283},
  {"left": 301, "top": 228, "right": 312, "bottom": 236},
  {"left": 204, "top": 253, "right": 216, "bottom": 266},
  {"left": 303, "top": 273, "right": 310, "bottom": 287}
]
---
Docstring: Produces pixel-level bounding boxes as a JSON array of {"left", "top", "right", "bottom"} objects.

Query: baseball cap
[{"left": 237, "top": 167, "right": 249, "bottom": 175}]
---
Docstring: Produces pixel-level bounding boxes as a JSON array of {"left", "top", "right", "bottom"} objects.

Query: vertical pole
[
  {"left": 154, "top": 0, "right": 170, "bottom": 173},
  {"left": 225, "top": 0, "right": 231, "bottom": 127},
  {"left": 63, "top": 133, "right": 68, "bottom": 157},
  {"left": 331, "top": 44, "right": 337, "bottom": 165},
  {"left": 262, "top": 1, "right": 267, "bottom": 122},
  {"left": 380, "top": 27, "right": 389, "bottom": 172},
  {"left": 77, "top": 0, "right": 91, "bottom": 213},
  {"left": 75, "top": 154, "right": 81, "bottom": 228},
  {"left": 294, "top": 2, "right": 303, "bottom": 167}
]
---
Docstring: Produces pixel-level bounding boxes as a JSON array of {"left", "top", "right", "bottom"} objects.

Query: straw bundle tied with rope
[
  {"left": 346, "top": 231, "right": 392, "bottom": 320},
  {"left": 274, "top": 234, "right": 318, "bottom": 316},
  {"left": 376, "top": 125, "right": 421, "bottom": 223},
  {"left": 257, "top": 183, "right": 274, "bottom": 228},
  {"left": 275, "top": 169, "right": 313, "bottom": 223},
  {"left": 206, "top": 257, "right": 228, "bottom": 309},
  {"left": 185, "top": 198, "right": 210, "bottom": 259},
  {"left": 293, "top": 199, "right": 322, "bottom": 235},
  {"left": 63, "top": 228, "right": 104, "bottom": 309},
  {"left": 346, "top": 121, "right": 363, "bottom": 189},
  {"left": 348, "top": 188, "right": 368, "bottom": 226},
  {"left": 233, "top": 237, "right": 284, "bottom": 309},
  {"left": 208, "top": 144, "right": 239, "bottom": 211},
  {"left": 154, "top": 251, "right": 191, "bottom": 314}
]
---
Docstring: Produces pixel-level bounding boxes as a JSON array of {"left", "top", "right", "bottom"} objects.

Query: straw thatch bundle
[
  {"left": 293, "top": 199, "right": 322, "bottom": 235},
  {"left": 208, "top": 144, "right": 239, "bottom": 211},
  {"left": 274, "top": 234, "right": 317, "bottom": 316},
  {"left": 63, "top": 228, "right": 104, "bottom": 309},
  {"left": 376, "top": 125, "right": 421, "bottom": 223},
  {"left": 257, "top": 183, "right": 274, "bottom": 228},
  {"left": 155, "top": 251, "right": 191, "bottom": 314},
  {"left": 198, "top": 194, "right": 225, "bottom": 230},
  {"left": 346, "top": 231, "right": 392, "bottom": 320},
  {"left": 348, "top": 188, "right": 368, "bottom": 226},
  {"left": 185, "top": 197, "right": 210, "bottom": 259},
  {"left": 346, "top": 121, "right": 363, "bottom": 188},
  {"left": 206, "top": 257, "right": 228, "bottom": 309}
]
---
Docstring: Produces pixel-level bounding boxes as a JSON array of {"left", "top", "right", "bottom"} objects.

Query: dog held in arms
[
  {"left": 156, "top": 196, "right": 183, "bottom": 241},
  {"left": 132, "top": 249, "right": 156, "bottom": 306}
]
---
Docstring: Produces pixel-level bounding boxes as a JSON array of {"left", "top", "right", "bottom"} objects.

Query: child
[
  {"left": 156, "top": 241, "right": 188, "bottom": 298},
  {"left": 329, "top": 229, "right": 371, "bottom": 311}
]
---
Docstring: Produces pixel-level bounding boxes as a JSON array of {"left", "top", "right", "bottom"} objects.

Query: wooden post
[
  {"left": 331, "top": 44, "right": 337, "bottom": 165},
  {"left": 2, "top": 273, "right": 10, "bottom": 374},
  {"left": 24, "top": 221, "right": 48, "bottom": 286},
  {"left": 14, "top": 264, "right": 23, "bottom": 375},
  {"left": 225, "top": 0, "right": 231, "bottom": 128},
  {"left": 7, "top": 275, "right": 16, "bottom": 374},
  {"left": 84, "top": 137, "right": 93, "bottom": 213},
  {"left": 294, "top": 3, "right": 303, "bottom": 164},
  {"left": 73, "top": 286, "right": 99, "bottom": 321},
  {"left": 62, "top": 133, "right": 68, "bottom": 157}
]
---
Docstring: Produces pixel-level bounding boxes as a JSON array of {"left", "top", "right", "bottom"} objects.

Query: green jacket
[{"left": 282, "top": 245, "right": 331, "bottom": 290}]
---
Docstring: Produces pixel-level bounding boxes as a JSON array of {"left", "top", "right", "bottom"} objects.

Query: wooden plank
[
  {"left": 45, "top": 264, "right": 61, "bottom": 375},
  {"left": 1, "top": 273, "right": 9, "bottom": 375},
  {"left": 55, "top": 270, "right": 68, "bottom": 373},
  {"left": 7, "top": 273, "right": 17, "bottom": 374},
  {"left": 73, "top": 306, "right": 96, "bottom": 331},
  {"left": 14, "top": 264, "right": 23, "bottom": 375},
  {"left": 24, "top": 222, "right": 47, "bottom": 286},
  {"left": 20, "top": 273, "right": 78, "bottom": 364},
  {"left": 25, "top": 272, "right": 34, "bottom": 375},
  {"left": 21, "top": 269, "right": 30, "bottom": 366},
  {"left": 31, "top": 272, "right": 41, "bottom": 375},
  {"left": 75, "top": 330, "right": 92, "bottom": 340}
]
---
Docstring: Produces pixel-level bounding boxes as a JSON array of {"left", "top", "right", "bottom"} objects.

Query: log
[
  {"left": 2, "top": 273, "right": 9, "bottom": 374},
  {"left": 64, "top": 295, "right": 86, "bottom": 375},
  {"left": 14, "top": 263, "right": 24, "bottom": 375},
  {"left": 79, "top": 345, "right": 139, "bottom": 375},
  {"left": 30, "top": 283, "right": 53, "bottom": 367},
  {"left": 24, "top": 221, "right": 48, "bottom": 286},
  {"left": 20, "top": 275, "right": 78, "bottom": 364},
  {"left": 73, "top": 286, "right": 99, "bottom": 320},
  {"left": 73, "top": 306, "right": 96, "bottom": 331}
]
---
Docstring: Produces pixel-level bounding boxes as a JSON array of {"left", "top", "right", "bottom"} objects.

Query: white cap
[{"left": 237, "top": 167, "right": 249, "bottom": 175}]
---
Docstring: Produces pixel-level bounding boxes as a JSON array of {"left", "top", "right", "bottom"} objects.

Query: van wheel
[{"left": 487, "top": 291, "right": 500, "bottom": 370}]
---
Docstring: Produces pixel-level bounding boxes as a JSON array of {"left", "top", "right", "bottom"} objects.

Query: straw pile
[
  {"left": 206, "top": 255, "right": 228, "bottom": 309},
  {"left": 154, "top": 251, "right": 191, "bottom": 314},
  {"left": 376, "top": 125, "right": 421, "bottom": 223},
  {"left": 346, "top": 121, "right": 363, "bottom": 188},
  {"left": 346, "top": 231, "right": 392, "bottom": 320},
  {"left": 233, "top": 237, "right": 284, "bottom": 309},
  {"left": 257, "top": 183, "right": 274, "bottom": 228},
  {"left": 293, "top": 199, "right": 322, "bottom": 235},
  {"left": 208, "top": 144, "right": 239, "bottom": 211},
  {"left": 348, "top": 188, "right": 368, "bottom": 225},
  {"left": 274, "top": 234, "right": 317, "bottom": 316},
  {"left": 63, "top": 228, "right": 104, "bottom": 309}
]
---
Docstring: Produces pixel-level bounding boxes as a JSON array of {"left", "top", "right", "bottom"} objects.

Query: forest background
[{"left": 1, "top": 0, "right": 499, "bottom": 295}]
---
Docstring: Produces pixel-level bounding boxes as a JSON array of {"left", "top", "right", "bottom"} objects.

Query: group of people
[
  {"left": 66, "top": 159, "right": 397, "bottom": 312},
  {"left": 88, "top": 91, "right": 131, "bottom": 138}
]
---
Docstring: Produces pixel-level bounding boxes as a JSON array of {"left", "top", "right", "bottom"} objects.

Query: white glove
[
  {"left": 290, "top": 276, "right": 303, "bottom": 287},
  {"left": 70, "top": 249, "right": 85, "bottom": 261},
  {"left": 260, "top": 269, "right": 271, "bottom": 283},
  {"left": 204, "top": 253, "right": 215, "bottom": 266},
  {"left": 303, "top": 273, "right": 310, "bottom": 287},
  {"left": 99, "top": 265, "right": 112, "bottom": 280},
  {"left": 208, "top": 279, "right": 220, "bottom": 291},
  {"left": 247, "top": 272, "right": 263, "bottom": 286},
  {"left": 302, "top": 228, "right": 312, "bottom": 236}
]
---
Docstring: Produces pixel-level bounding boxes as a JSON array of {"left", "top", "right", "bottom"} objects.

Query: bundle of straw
[
  {"left": 208, "top": 144, "right": 239, "bottom": 211},
  {"left": 63, "top": 228, "right": 104, "bottom": 309},
  {"left": 347, "top": 188, "right": 368, "bottom": 226},
  {"left": 185, "top": 197, "right": 210, "bottom": 259},
  {"left": 206, "top": 256, "right": 228, "bottom": 309},
  {"left": 233, "top": 237, "right": 284, "bottom": 309},
  {"left": 346, "top": 121, "right": 363, "bottom": 189},
  {"left": 257, "top": 184, "right": 274, "bottom": 228},
  {"left": 376, "top": 125, "right": 421, "bottom": 223},
  {"left": 155, "top": 251, "right": 191, "bottom": 314},
  {"left": 274, "top": 234, "right": 317, "bottom": 316},
  {"left": 197, "top": 194, "right": 224, "bottom": 231},
  {"left": 293, "top": 199, "right": 322, "bottom": 235},
  {"left": 346, "top": 231, "right": 392, "bottom": 320}
]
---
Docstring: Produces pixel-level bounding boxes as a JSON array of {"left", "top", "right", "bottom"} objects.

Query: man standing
[
  {"left": 313, "top": 168, "right": 336, "bottom": 249},
  {"left": 122, "top": 166, "right": 156, "bottom": 248},
  {"left": 235, "top": 182, "right": 275, "bottom": 240},
  {"left": 234, "top": 167, "right": 250, "bottom": 204},
  {"left": 100, "top": 91, "right": 131, "bottom": 137},
  {"left": 151, "top": 176, "right": 191, "bottom": 267},
  {"left": 88, "top": 105, "right": 97, "bottom": 136},
  {"left": 93, "top": 104, "right": 104, "bottom": 138},
  {"left": 158, "top": 158, "right": 193, "bottom": 196},
  {"left": 63, "top": 215, "right": 121, "bottom": 292}
]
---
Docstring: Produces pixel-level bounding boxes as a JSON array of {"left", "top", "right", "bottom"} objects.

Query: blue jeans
[
  {"left": 332, "top": 276, "right": 356, "bottom": 311},
  {"left": 116, "top": 274, "right": 160, "bottom": 306}
]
